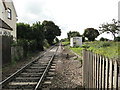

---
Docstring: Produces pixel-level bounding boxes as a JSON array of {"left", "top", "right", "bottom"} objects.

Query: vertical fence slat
[
  {"left": 93, "top": 53, "right": 95, "bottom": 88},
  {"left": 82, "top": 50, "right": 85, "bottom": 87},
  {"left": 102, "top": 57, "right": 105, "bottom": 89},
  {"left": 109, "top": 60, "right": 113, "bottom": 88},
  {"left": 99, "top": 56, "right": 102, "bottom": 89},
  {"left": 90, "top": 51, "right": 92, "bottom": 88},
  {"left": 95, "top": 53, "right": 97, "bottom": 88},
  {"left": 82, "top": 50, "right": 119, "bottom": 89},
  {"left": 113, "top": 60, "right": 118, "bottom": 89},
  {"left": 105, "top": 58, "right": 109, "bottom": 88},
  {"left": 97, "top": 54, "right": 99, "bottom": 89},
  {"left": 87, "top": 51, "right": 90, "bottom": 88}
]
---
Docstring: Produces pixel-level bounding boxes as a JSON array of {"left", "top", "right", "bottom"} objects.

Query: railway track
[{"left": 0, "top": 45, "right": 60, "bottom": 90}]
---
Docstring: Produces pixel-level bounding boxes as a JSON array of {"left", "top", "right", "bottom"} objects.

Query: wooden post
[
  {"left": 91, "top": 52, "right": 93, "bottom": 88},
  {"left": 97, "top": 54, "right": 99, "bottom": 89},
  {"left": 89, "top": 51, "right": 92, "bottom": 88},
  {"left": 93, "top": 53, "right": 95, "bottom": 88},
  {"left": 109, "top": 60, "right": 113, "bottom": 88},
  {"left": 95, "top": 53, "right": 97, "bottom": 88},
  {"left": 102, "top": 57, "right": 105, "bottom": 89},
  {"left": 87, "top": 51, "right": 90, "bottom": 88},
  {"left": 83, "top": 49, "right": 86, "bottom": 87},
  {"left": 99, "top": 56, "right": 102, "bottom": 89},
  {"left": 113, "top": 60, "right": 118, "bottom": 89},
  {"left": 105, "top": 58, "right": 109, "bottom": 88}
]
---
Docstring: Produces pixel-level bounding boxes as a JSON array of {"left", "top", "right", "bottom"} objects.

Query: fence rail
[{"left": 83, "top": 49, "right": 120, "bottom": 89}]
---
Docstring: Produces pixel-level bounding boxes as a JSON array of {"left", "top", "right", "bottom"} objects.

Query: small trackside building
[{"left": 70, "top": 37, "right": 82, "bottom": 47}]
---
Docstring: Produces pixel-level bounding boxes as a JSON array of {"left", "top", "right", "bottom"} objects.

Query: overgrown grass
[
  {"left": 70, "top": 47, "right": 84, "bottom": 56},
  {"left": 61, "top": 41, "right": 70, "bottom": 46},
  {"left": 64, "top": 41, "right": 120, "bottom": 59},
  {"left": 83, "top": 41, "right": 120, "bottom": 59}
]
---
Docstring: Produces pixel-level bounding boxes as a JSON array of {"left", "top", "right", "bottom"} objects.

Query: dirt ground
[{"left": 50, "top": 46, "right": 83, "bottom": 88}]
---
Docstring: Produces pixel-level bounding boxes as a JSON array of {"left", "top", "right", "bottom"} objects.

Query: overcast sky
[{"left": 12, "top": 0, "right": 119, "bottom": 40}]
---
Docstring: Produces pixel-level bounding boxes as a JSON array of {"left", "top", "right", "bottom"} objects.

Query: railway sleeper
[
  {"left": 45, "top": 76, "right": 54, "bottom": 80},
  {"left": 32, "top": 64, "right": 48, "bottom": 67},
  {"left": 41, "top": 81, "right": 52, "bottom": 88},
  {"left": 33, "top": 62, "right": 48, "bottom": 64},
  {"left": 15, "top": 77, "right": 40, "bottom": 81},
  {"left": 48, "top": 72, "right": 55, "bottom": 76},
  {"left": 4, "top": 83, "right": 36, "bottom": 89},
  {"left": 49, "top": 69, "right": 55, "bottom": 72},
  {"left": 50, "top": 66, "right": 56, "bottom": 69},
  {"left": 20, "top": 73, "right": 42, "bottom": 77},
  {"left": 2, "top": 89, "right": 33, "bottom": 90},
  {"left": 28, "top": 66, "right": 46, "bottom": 69},
  {"left": 25, "top": 69, "right": 44, "bottom": 72}
]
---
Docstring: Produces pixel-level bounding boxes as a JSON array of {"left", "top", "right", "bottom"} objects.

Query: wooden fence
[{"left": 83, "top": 49, "right": 120, "bottom": 89}]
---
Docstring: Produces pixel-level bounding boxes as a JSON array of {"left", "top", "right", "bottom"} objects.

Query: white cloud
[{"left": 13, "top": 0, "right": 119, "bottom": 39}]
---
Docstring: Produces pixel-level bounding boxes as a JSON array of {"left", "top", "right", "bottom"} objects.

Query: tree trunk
[{"left": 112, "top": 33, "right": 116, "bottom": 41}]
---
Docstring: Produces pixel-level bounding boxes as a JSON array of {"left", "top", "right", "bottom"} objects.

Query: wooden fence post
[
  {"left": 96, "top": 54, "right": 100, "bottom": 89},
  {"left": 105, "top": 58, "right": 109, "bottom": 88},
  {"left": 89, "top": 51, "right": 92, "bottom": 88},
  {"left": 113, "top": 60, "right": 118, "bottom": 89},
  {"left": 87, "top": 51, "right": 90, "bottom": 88},
  {"left": 83, "top": 49, "right": 86, "bottom": 87},
  {"left": 99, "top": 56, "right": 102, "bottom": 89},
  {"left": 95, "top": 53, "right": 97, "bottom": 88},
  {"left": 93, "top": 53, "right": 95, "bottom": 88},
  {"left": 102, "top": 57, "right": 105, "bottom": 89},
  {"left": 109, "top": 60, "right": 113, "bottom": 88}
]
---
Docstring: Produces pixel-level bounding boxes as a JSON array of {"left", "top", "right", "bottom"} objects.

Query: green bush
[
  {"left": 99, "top": 42, "right": 111, "bottom": 47},
  {"left": 82, "top": 44, "right": 90, "bottom": 49},
  {"left": 100, "top": 37, "right": 109, "bottom": 41},
  {"left": 115, "top": 37, "right": 120, "bottom": 42},
  {"left": 43, "top": 39, "right": 50, "bottom": 49}
]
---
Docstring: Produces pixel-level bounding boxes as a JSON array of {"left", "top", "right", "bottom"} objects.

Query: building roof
[{"left": 0, "top": 18, "right": 13, "bottom": 30}]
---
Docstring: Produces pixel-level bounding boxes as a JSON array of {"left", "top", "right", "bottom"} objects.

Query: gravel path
[{"left": 50, "top": 46, "right": 83, "bottom": 88}]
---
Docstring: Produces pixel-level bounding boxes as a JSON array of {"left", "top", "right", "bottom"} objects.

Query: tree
[
  {"left": 17, "top": 23, "right": 32, "bottom": 40},
  {"left": 83, "top": 28, "right": 99, "bottom": 41},
  {"left": 42, "top": 20, "right": 61, "bottom": 45},
  {"left": 31, "top": 21, "right": 45, "bottom": 51},
  {"left": 17, "top": 23, "right": 32, "bottom": 57},
  {"left": 67, "top": 31, "right": 81, "bottom": 40},
  {"left": 17, "top": 22, "right": 45, "bottom": 52},
  {"left": 99, "top": 19, "right": 120, "bottom": 40}
]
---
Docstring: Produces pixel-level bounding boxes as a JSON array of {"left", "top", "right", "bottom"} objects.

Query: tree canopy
[
  {"left": 42, "top": 20, "right": 61, "bottom": 45},
  {"left": 17, "top": 23, "right": 32, "bottom": 40},
  {"left": 67, "top": 31, "right": 81, "bottom": 40},
  {"left": 99, "top": 19, "right": 120, "bottom": 40},
  {"left": 83, "top": 28, "right": 99, "bottom": 41},
  {"left": 17, "top": 20, "right": 61, "bottom": 53}
]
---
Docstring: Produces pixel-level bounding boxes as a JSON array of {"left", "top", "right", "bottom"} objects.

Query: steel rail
[
  {"left": 34, "top": 47, "right": 58, "bottom": 90},
  {"left": 0, "top": 46, "right": 54, "bottom": 87}
]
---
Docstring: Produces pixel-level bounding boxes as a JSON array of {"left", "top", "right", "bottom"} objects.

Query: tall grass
[{"left": 83, "top": 41, "right": 120, "bottom": 59}]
